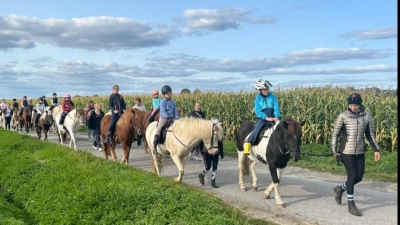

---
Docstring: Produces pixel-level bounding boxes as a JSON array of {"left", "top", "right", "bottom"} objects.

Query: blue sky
[{"left": 0, "top": 0, "right": 397, "bottom": 99}]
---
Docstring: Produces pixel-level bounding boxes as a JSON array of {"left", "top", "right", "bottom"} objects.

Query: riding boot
[
  {"left": 147, "top": 113, "right": 155, "bottom": 125},
  {"left": 105, "top": 131, "right": 111, "bottom": 144},
  {"left": 153, "top": 134, "right": 159, "bottom": 154},
  {"left": 211, "top": 179, "right": 219, "bottom": 188},
  {"left": 198, "top": 173, "right": 205, "bottom": 185},
  {"left": 334, "top": 185, "right": 345, "bottom": 205},
  {"left": 243, "top": 142, "right": 252, "bottom": 155},
  {"left": 348, "top": 201, "right": 362, "bottom": 216}
]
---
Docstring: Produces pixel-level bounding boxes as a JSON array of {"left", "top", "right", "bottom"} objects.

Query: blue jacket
[
  {"left": 254, "top": 92, "right": 281, "bottom": 120},
  {"left": 160, "top": 98, "right": 179, "bottom": 119},
  {"left": 152, "top": 97, "right": 161, "bottom": 109}
]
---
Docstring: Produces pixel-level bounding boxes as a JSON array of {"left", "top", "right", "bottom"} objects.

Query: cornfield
[{"left": 13, "top": 86, "right": 397, "bottom": 152}]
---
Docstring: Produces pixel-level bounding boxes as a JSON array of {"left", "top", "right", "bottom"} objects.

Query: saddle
[
  {"left": 249, "top": 122, "right": 273, "bottom": 146},
  {"left": 147, "top": 109, "right": 159, "bottom": 124},
  {"left": 157, "top": 120, "right": 173, "bottom": 144}
]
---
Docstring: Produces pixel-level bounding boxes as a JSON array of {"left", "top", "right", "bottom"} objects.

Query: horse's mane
[
  {"left": 279, "top": 117, "right": 302, "bottom": 136},
  {"left": 171, "top": 117, "right": 219, "bottom": 141},
  {"left": 118, "top": 109, "right": 138, "bottom": 131}
]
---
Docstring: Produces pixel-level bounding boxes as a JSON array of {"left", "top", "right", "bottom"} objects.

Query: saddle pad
[{"left": 246, "top": 122, "right": 279, "bottom": 163}]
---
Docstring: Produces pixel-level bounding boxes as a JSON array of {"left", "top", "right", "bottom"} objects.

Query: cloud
[
  {"left": 182, "top": 8, "right": 276, "bottom": 35},
  {"left": 27, "top": 57, "right": 53, "bottom": 63},
  {"left": 341, "top": 27, "right": 397, "bottom": 40},
  {"left": 148, "top": 48, "right": 393, "bottom": 72},
  {"left": 0, "top": 14, "right": 178, "bottom": 51}
]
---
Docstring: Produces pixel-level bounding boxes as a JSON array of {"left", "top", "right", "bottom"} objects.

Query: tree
[
  {"left": 180, "top": 88, "right": 191, "bottom": 94},
  {"left": 193, "top": 88, "right": 202, "bottom": 94}
]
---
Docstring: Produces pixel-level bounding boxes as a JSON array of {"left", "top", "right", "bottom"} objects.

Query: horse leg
[
  {"left": 238, "top": 150, "right": 247, "bottom": 192},
  {"left": 120, "top": 142, "right": 131, "bottom": 165},
  {"left": 169, "top": 154, "right": 186, "bottom": 182},
  {"left": 143, "top": 140, "right": 149, "bottom": 154},
  {"left": 70, "top": 133, "right": 77, "bottom": 150},
  {"left": 110, "top": 142, "right": 117, "bottom": 162},
  {"left": 250, "top": 161, "right": 258, "bottom": 191},
  {"left": 44, "top": 130, "right": 48, "bottom": 141},
  {"left": 263, "top": 167, "right": 284, "bottom": 208}
]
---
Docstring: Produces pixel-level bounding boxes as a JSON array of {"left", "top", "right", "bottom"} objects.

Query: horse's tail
[
  {"left": 151, "top": 154, "right": 165, "bottom": 173},
  {"left": 243, "top": 154, "right": 251, "bottom": 177}
]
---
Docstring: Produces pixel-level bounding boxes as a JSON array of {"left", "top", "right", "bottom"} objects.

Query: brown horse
[
  {"left": 100, "top": 108, "right": 145, "bottom": 165},
  {"left": 19, "top": 105, "right": 33, "bottom": 133},
  {"left": 36, "top": 111, "right": 54, "bottom": 141},
  {"left": 132, "top": 108, "right": 182, "bottom": 154}
]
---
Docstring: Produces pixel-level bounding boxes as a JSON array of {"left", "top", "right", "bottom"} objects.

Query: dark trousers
[
  {"left": 107, "top": 112, "right": 120, "bottom": 133},
  {"left": 5, "top": 116, "right": 11, "bottom": 129},
  {"left": 202, "top": 152, "right": 219, "bottom": 171},
  {"left": 93, "top": 126, "right": 101, "bottom": 148},
  {"left": 341, "top": 153, "right": 365, "bottom": 195},
  {"left": 247, "top": 119, "right": 269, "bottom": 144},
  {"left": 137, "top": 134, "right": 143, "bottom": 146}
]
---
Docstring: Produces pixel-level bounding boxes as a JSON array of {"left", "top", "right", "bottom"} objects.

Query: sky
[{"left": 0, "top": 0, "right": 397, "bottom": 99}]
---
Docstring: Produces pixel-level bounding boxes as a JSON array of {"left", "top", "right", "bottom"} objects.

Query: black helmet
[
  {"left": 39, "top": 97, "right": 43, "bottom": 101},
  {"left": 52, "top": 93, "right": 57, "bottom": 96},
  {"left": 161, "top": 85, "right": 172, "bottom": 94},
  {"left": 12, "top": 98, "right": 16, "bottom": 101},
  {"left": 42, "top": 95, "right": 46, "bottom": 98}
]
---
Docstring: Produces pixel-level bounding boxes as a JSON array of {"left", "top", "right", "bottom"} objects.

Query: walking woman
[
  {"left": 198, "top": 118, "right": 224, "bottom": 188},
  {"left": 332, "top": 93, "right": 380, "bottom": 216},
  {"left": 4, "top": 104, "right": 12, "bottom": 130},
  {"left": 88, "top": 103, "right": 105, "bottom": 151}
]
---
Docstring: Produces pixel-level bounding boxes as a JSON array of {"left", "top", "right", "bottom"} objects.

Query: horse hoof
[
  {"left": 277, "top": 204, "right": 285, "bottom": 208},
  {"left": 240, "top": 187, "right": 247, "bottom": 192},
  {"left": 263, "top": 194, "right": 270, "bottom": 199},
  {"left": 252, "top": 186, "right": 258, "bottom": 191}
]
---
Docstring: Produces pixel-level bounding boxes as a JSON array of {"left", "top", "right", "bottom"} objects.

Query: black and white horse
[{"left": 236, "top": 118, "right": 305, "bottom": 208}]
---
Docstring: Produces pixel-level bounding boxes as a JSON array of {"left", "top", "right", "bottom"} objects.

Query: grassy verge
[
  {"left": 0, "top": 129, "right": 273, "bottom": 225},
  {"left": 223, "top": 141, "right": 397, "bottom": 183}
]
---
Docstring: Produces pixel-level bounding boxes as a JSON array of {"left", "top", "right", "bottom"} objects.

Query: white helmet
[{"left": 255, "top": 79, "right": 272, "bottom": 90}]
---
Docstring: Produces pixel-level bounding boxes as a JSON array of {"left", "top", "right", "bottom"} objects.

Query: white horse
[
  {"left": 55, "top": 109, "right": 84, "bottom": 150},
  {"left": 145, "top": 117, "right": 224, "bottom": 182}
]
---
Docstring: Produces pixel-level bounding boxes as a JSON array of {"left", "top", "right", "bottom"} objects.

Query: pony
[
  {"left": 20, "top": 105, "right": 33, "bottom": 133},
  {"left": 50, "top": 105, "right": 62, "bottom": 134},
  {"left": 99, "top": 108, "right": 144, "bottom": 165},
  {"left": 145, "top": 117, "right": 224, "bottom": 182},
  {"left": 11, "top": 109, "right": 19, "bottom": 131},
  {"left": 55, "top": 109, "right": 84, "bottom": 150},
  {"left": 36, "top": 110, "right": 54, "bottom": 141},
  {"left": 236, "top": 118, "right": 305, "bottom": 208},
  {"left": 132, "top": 108, "right": 182, "bottom": 154}
]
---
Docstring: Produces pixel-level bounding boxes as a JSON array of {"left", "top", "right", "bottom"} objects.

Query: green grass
[
  {"left": 0, "top": 129, "right": 274, "bottom": 225},
  {"left": 223, "top": 141, "right": 398, "bottom": 183}
]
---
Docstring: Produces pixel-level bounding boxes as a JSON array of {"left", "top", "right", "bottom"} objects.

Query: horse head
[
  {"left": 41, "top": 111, "right": 54, "bottom": 125},
  {"left": 126, "top": 108, "right": 143, "bottom": 135},
  {"left": 280, "top": 118, "right": 306, "bottom": 162},
  {"left": 75, "top": 109, "right": 85, "bottom": 127}
]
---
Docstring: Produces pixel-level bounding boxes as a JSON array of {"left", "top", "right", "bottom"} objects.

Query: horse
[
  {"left": 236, "top": 118, "right": 305, "bottom": 208},
  {"left": 145, "top": 117, "right": 224, "bottom": 182},
  {"left": 132, "top": 108, "right": 182, "bottom": 154},
  {"left": 11, "top": 109, "right": 19, "bottom": 131},
  {"left": 50, "top": 105, "right": 62, "bottom": 134},
  {"left": 36, "top": 110, "right": 54, "bottom": 141},
  {"left": 55, "top": 109, "right": 84, "bottom": 150},
  {"left": 99, "top": 108, "right": 144, "bottom": 165},
  {"left": 20, "top": 105, "right": 33, "bottom": 133}
]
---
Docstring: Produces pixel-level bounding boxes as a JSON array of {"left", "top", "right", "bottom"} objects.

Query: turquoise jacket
[
  {"left": 152, "top": 97, "right": 161, "bottom": 109},
  {"left": 254, "top": 92, "right": 281, "bottom": 120}
]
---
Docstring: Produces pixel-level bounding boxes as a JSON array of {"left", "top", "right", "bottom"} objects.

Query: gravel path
[{"left": 25, "top": 130, "right": 398, "bottom": 225}]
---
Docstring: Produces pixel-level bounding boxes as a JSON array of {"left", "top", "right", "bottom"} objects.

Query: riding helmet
[
  {"left": 161, "top": 85, "right": 172, "bottom": 94},
  {"left": 64, "top": 94, "right": 71, "bottom": 98},
  {"left": 38, "top": 97, "right": 43, "bottom": 101},
  {"left": 255, "top": 79, "right": 273, "bottom": 90},
  {"left": 152, "top": 89, "right": 159, "bottom": 95},
  {"left": 52, "top": 93, "right": 57, "bottom": 96}
]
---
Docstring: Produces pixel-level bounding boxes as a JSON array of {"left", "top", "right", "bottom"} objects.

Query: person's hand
[
  {"left": 266, "top": 117, "right": 273, "bottom": 122},
  {"left": 333, "top": 152, "right": 340, "bottom": 158},
  {"left": 220, "top": 154, "right": 224, "bottom": 160},
  {"left": 273, "top": 118, "right": 280, "bottom": 122},
  {"left": 114, "top": 110, "right": 118, "bottom": 114},
  {"left": 374, "top": 152, "right": 380, "bottom": 162}
]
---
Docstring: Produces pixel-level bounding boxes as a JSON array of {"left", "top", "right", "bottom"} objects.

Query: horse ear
[
  {"left": 282, "top": 121, "right": 289, "bottom": 129},
  {"left": 300, "top": 120, "right": 306, "bottom": 126}
]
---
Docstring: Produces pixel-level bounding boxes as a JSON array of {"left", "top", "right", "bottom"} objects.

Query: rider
[
  {"left": 11, "top": 98, "right": 19, "bottom": 111},
  {"left": 33, "top": 97, "right": 45, "bottom": 128},
  {"left": 51, "top": 93, "right": 59, "bottom": 106},
  {"left": 243, "top": 79, "right": 281, "bottom": 155},
  {"left": 27, "top": 97, "right": 33, "bottom": 106},
  {"left": 42, "top": 95, "right": 49, "bottom": 107},
  {"left": 147, "top": 89, "right": 161, "bottom": 124},
  {"left": 19, "top": 96, "right": 28, "bottom": 117},
  {"left": 0, "top": 99, "right": 7, "bottom": 111},
  {"left": 105, "top": 85, "right": 126, "bottom": 144},
  {"left": 59, "top": 94, "right": 74, "bottom": 125},
  {"left": 152, "top": 85, "right": 179, "bottom": 155}
]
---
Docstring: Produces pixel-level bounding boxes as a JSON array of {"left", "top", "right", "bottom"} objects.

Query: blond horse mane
[{"left": 171, "top": 117, "right": 223, "bottom": 143}]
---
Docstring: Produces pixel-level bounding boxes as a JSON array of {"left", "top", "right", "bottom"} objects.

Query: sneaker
[
  {"left": 92, "top": 145, "right": 97, "bottom": 150},
  {"left": 98, "top": 147, "right": 103, "bottom": 152},
  {"left": 137, "top": 144, "right": 142, "bottom": 149}
]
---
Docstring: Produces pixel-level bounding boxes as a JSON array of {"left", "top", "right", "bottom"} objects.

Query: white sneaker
[
  {"left": 92, "top": 145, "right": 96, "bottom": 150},
  {"left": 98, "top": 147, "right": 103, "bottom": 151}
]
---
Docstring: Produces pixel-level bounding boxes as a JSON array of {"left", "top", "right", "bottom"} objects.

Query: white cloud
[
  {"left": 0, "top": 14, "right": 177, "bottom": 50},
  {"left": 341, "top": 27, "right": 397, "bottom": 40},
  {"left": 182, "top": 8, "right": 276, "bottom": 35}
]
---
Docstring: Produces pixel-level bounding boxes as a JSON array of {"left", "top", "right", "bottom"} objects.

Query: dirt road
[{"left": 25, "top": 130, "right": 397, "bottom": 225}]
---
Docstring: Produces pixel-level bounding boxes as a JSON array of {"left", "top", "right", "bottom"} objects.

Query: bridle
[{"left": 271, "top": 121, "right": 301, "bottom": 156}]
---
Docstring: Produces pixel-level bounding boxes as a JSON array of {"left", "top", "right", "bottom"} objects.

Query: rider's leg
[
  {"left": 244, "top": 119, "right": 267, "bottom": 155},
  {"left": 153, "top": 117, "right": 167, "bottom": 154},
  {"left": 105, "top": 113, "right": 119, "bottom": 143}
]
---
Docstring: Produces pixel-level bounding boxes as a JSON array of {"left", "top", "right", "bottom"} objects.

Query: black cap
[{"left": 347, "top": 93, "right": 362, "bottom": 105}]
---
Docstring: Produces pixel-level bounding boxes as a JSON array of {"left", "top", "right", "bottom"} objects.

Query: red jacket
[{"left": 62, "top": 100, "right": 74, "bottom": 112}]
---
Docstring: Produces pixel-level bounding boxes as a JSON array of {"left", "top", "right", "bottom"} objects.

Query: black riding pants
[
  {"left": 5, "top": 116, "right": 11, "bottom": 129},
  {"left": 202, "top": 151, "right": 219, "bottom": 171},
  {"left": 341, "top": 153, "right": 365, "bottom": 195}
]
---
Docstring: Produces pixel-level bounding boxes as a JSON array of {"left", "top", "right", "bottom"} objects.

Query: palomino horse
[
  {"left": 11, "top": 109, "right": 19, "bottom": 131},
  {"left": 132, "top": 108, "right": 182, "bottom": 154},
  {"left": 236, "top": 118, "right": 305, "bottom": 208},
  {"left": 145, "top": 117, "right": 224, "bottom": 182},
  {"left": 36, "top": 110, "right": 54, "bottom": 141},
  {"left": 50, "top": 105, "right": 62, "bottom": 134},
  {"left": 100, "top": 109, "right": 144, "bottom": 165},
  {"left": 55, "top": 109, "right": 84, "bottom": 150}
]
